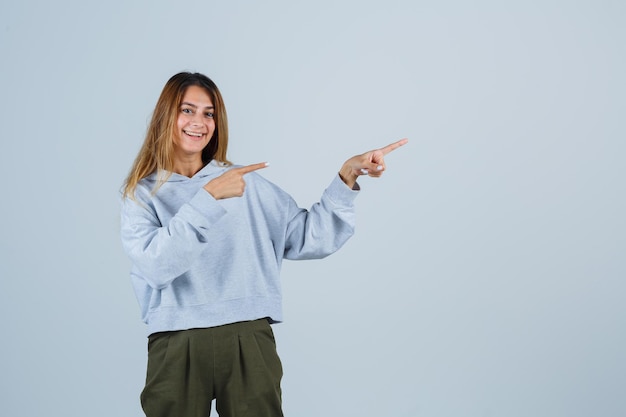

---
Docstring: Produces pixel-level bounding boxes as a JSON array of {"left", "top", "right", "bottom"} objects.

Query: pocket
[
  {"left": 147, "top": 331, "right": 171, "bottom": 351},
  {"left": 143, "top": 330, "right": 191, "bottom": 402},
  {"left": 252, "top": 324, "right": 283, "bottom": 380},
  {"left": 259, "top": 319, "right": 277, "bottom": 344},
  {"left": 145, "top": 332, "right": 172, "bottom": 381}
]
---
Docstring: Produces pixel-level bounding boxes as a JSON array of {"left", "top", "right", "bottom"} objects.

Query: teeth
[{"left": 184, "top": 130, "right": 203, "bottom": 137}]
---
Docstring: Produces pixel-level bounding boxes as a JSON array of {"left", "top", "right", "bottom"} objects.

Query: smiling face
[{"left": 173, "top": 85, "right": 216, "bottom": 167}]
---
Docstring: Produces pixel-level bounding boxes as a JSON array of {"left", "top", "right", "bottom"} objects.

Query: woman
[{"left": 121, "top": 71, "right": 407, "bottom": 417}]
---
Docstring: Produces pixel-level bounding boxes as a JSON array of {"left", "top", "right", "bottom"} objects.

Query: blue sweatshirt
[{"left": 121, "top": 160, "right": 359, "bottom": 336}]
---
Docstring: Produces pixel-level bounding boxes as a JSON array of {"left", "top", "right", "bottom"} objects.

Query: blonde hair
[{"left": 123, "top": 72, "right": 231, "bottom": 199}]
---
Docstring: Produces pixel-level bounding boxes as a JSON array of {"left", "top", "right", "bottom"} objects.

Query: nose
[{"left": 191, "top": 111, "right": 204, "bottom": 125}]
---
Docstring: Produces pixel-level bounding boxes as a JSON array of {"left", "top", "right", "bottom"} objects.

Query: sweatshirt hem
[{"left": 144, "top": 296, "right": 283, "bottom": 337}]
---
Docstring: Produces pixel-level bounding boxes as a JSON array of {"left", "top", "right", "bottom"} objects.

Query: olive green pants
[{"left": 141, "top": 319, "right": 284, "bottom": 417}]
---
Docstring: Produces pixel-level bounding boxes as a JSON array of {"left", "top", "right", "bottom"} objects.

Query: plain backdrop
[{"left": 1, "top": 1, "right": 624, "bottom": 416}]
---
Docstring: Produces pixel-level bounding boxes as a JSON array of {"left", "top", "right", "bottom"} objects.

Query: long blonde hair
[{"left": 123, "top": 72, "right": 231, "bottom": 199}]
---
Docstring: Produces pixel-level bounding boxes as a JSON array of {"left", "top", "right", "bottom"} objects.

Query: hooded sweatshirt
[{"left": 121, "top": 160, "right": 359, "bottom": 336}]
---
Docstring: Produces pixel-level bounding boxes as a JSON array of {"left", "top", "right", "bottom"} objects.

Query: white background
[{"left": 1, "top": 1, "right": 624, "bottom": 416}]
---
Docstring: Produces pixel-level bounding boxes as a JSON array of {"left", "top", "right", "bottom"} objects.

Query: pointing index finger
[
  {"left": 380, "top": 138, "right": 409, "bottom": 155},
  {"left": 237, "top": 162, "right": 270, "bottom": 174}
]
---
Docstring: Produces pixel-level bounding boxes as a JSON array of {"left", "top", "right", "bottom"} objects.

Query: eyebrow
[{"left": 181, "top": 102, "right": 214, "bottom": 110}]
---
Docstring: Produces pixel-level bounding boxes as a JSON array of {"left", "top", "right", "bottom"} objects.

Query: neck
[{"left": 172, "top": 156, "right": 205, "bottom": 178}]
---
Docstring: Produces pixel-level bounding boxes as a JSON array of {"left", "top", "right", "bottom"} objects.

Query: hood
[{"left": 146, "top": 160, "right": 230, "bottom": 183}]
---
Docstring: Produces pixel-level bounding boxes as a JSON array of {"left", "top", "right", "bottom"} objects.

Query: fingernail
[
  {"left": 377, "top": 165, "right": 383, "bottom": 171},
  {"left": 265, "top": 162, "right": 270, "bottom": 167},
  {"left": 360, "top": 168, "right": 369, "bottom": 175}
]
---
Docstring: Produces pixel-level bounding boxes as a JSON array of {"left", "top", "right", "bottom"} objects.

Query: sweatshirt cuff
[
  {"left": 324, "top": 174, "right": 360, "bottom": 206},
  {"left": 185, "top": 188, "right": 228, "bottom": 228}
]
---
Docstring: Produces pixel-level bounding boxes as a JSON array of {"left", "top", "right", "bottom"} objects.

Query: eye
[
  {"left": 205, "top": 112, "right": 214, "bottom": 118},
  {"left": 181, "top": 108, "right": 193, "bottom": 114}
]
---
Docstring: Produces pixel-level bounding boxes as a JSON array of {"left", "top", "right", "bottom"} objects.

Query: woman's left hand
[{"left": 339, "top": 138, "right": 409, "bottom": 188}]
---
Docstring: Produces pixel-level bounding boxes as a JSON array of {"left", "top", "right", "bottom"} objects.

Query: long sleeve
[
  {"left": 120, "top": 187, "right": 227, "bottom": 289},
  {"left": 283, "top": 174, "right": 359, "bottom": 260}
]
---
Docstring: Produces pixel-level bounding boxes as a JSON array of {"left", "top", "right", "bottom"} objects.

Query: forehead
[{"left": 181, "top": 85, "right": 213, "bottom": 106}]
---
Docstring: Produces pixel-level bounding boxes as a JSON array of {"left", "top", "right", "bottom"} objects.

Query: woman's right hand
[{"left": 203, "top": 162, "right": 269, "bottom": 199}]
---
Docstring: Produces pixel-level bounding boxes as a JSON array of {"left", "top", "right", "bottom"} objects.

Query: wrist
[
  {"left": 339, "top": 165, "right": 358, "bottom": 189},
  {"left": 203, "top": 184, "right": 220, "bottom": 200}
]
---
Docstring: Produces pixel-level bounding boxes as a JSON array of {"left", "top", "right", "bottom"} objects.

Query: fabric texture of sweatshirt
[{"left": 121, "top": 160, "right": 359, "bottom": 336}]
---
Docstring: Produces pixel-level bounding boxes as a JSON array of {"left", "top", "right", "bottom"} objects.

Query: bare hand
[
  {"left": 339, "top": 138, "right": 408, "bottom": 188},
  {"left": 203, "top": 162, "right": 269, "bottom": 199}
]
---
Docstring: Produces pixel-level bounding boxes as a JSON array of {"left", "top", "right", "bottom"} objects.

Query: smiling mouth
[{"left": 183, "top": 130, "right": 205, "bottom": 138}]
